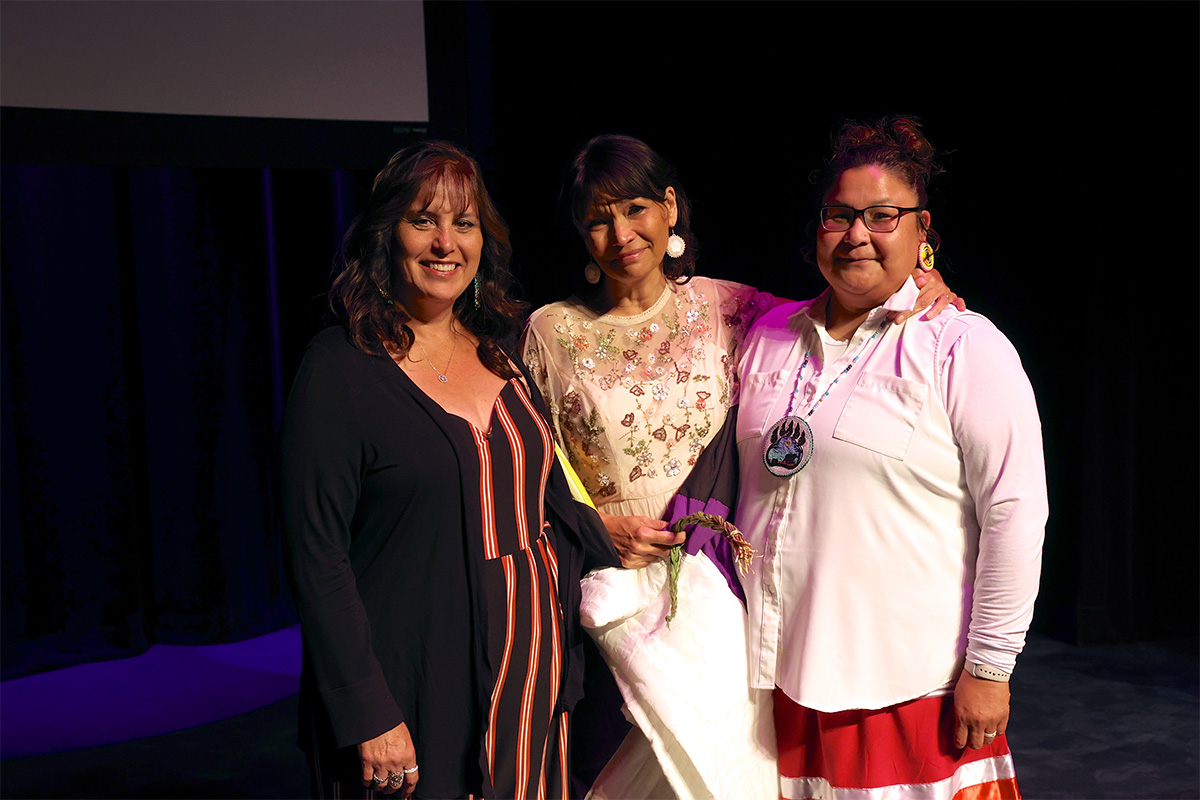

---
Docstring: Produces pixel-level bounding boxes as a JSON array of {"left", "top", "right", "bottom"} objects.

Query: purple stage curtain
[{"left": 1, "top": 163, "right": 360, "bottom": 680}]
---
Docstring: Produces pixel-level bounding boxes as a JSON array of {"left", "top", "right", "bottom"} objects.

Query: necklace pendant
[
  {"left": 437, "top": 374, "right": 448, "bottom": 383},
  {"left": 762, "top": 415, "right": 813, "bottom": 477}
]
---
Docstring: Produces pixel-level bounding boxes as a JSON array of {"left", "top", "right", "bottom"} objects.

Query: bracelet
[{"left": 965, "top": 661, "right": 1011, "bottom": 682}]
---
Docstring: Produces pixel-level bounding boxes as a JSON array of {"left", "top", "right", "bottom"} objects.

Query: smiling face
[
  {"left": 391, "top": 179, "right": 483, "bottom": 315},
  {"left": 816, "top": 165, "right": 930, "bottom": 314},
  {"left": 581, "top": 188, "right": 678, "bottom": 293}
]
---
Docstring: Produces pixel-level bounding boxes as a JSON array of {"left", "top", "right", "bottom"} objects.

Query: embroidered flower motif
[
  {"left": 527, "top": 283, "right": 757, "bottom": 516},
  {"left": 596, "top": 473, "right": 617, "bottom": 498},
  {"left": 628, "top": 327, "right": 654, "bottom": 345}
]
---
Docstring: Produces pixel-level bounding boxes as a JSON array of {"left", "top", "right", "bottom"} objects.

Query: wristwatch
[{"left": 965, "top": 661, "right": 1011, "bottom": 682}]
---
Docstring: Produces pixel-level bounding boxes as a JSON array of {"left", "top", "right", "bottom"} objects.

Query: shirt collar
[{"left": 798, "top": 276, "right": 919, "bottom": 328}]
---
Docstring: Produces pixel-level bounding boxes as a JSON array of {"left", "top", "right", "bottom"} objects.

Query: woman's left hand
[
  {"left": 359, "top": 722, "right": 419, "bottom": 797},
  {"left": 953, "top": 670, "right": 1010, "bottom": 750},
  {"left": 888, "top": 267, "right": 965, "bottom": 323}
]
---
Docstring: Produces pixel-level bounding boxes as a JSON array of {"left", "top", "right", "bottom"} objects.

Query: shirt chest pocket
[
  {"left": 736, "top": 369, "right": 790, "bottom": 442},
  {"left": 832, "top": 373, "right": 927, "bottom": 460}
]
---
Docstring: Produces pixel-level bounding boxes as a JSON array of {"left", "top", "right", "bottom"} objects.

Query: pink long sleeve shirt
[{"left": 733, "top": 279, "right": 1047, "bottom": 711}]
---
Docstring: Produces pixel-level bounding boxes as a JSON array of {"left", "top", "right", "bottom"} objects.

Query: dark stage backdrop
[{"left": 2, "top": 2, "right": 1196, "bottom": 682}]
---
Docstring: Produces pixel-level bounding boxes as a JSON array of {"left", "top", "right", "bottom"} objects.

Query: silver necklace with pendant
[
  {"left": 413, "top": 331, "right": 457, "bottom": 383},
  {"left": 762, "top": 320, "right": 889, "bottom": 478}
]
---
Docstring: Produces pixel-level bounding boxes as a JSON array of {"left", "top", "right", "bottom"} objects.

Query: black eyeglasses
[{"left": 820, "top": 205, "right": 923, "bottom": 233}]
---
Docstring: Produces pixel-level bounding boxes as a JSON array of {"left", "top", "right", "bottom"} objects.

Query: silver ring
[
  {"left": 983, "top": 731, "right": 998, "bottom": 739},
  {"left": 371, "top": 774, "right": 387, "bottom": 784},
  {"left": 387, "top": 773, "right": 404, "bottom": 788},
  {"left": 403, "top": 766, "right": 419, "bottom": 774}
]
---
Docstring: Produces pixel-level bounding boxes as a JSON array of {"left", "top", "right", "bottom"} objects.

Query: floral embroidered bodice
[{"left": 523, "top": 277, "right": 774, "bottom": 517}]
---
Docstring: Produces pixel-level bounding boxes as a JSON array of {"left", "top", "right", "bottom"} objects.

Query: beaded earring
[
  {"left": 666, "top": 228, "right": 686, "bottom": 259},
  {"left": 918, "top": 242, "right": 935, "bottom": 272}
]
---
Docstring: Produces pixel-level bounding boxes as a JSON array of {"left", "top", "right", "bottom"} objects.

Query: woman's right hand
[
  {"left": 359, "top": 722, "right": 419, "bottom": 798},
  {"left": 598, "top": 511, "right": 683, "bottom": 568}
]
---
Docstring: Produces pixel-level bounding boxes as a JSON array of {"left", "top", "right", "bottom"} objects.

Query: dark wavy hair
[
  {"left": 329, "top": 141, "right": 526, "bottom": 378},
  {"left": 561, "top": 134, "right": 698, "bottom": 283},
  {"left": 817, "top": 114, "right": 943, "bottom": 250}
]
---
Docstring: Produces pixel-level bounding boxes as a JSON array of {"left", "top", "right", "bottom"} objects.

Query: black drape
[
  {"left": 3, "top": 1, "right": 1196, "bottom": 686},
  {"left": 0, "top": 164, "right": 363, "bottom": 679}
]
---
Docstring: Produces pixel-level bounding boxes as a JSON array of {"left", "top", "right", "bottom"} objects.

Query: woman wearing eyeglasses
[{"left": 709, "top": 115, "right": 1047, "bottom": 798}]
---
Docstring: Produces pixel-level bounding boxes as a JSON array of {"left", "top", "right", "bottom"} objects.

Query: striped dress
[{"left": 458, "top": 378, "right": 570, "bottom": 800}]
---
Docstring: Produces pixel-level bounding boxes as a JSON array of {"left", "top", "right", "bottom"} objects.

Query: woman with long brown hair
[{"left": 282, "top": 141, "right": 620, "bottom": 799}]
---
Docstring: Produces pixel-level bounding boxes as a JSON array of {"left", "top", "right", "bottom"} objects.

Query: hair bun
[{"left": 823, "top": 114, "right": 941, "bottom": 204}]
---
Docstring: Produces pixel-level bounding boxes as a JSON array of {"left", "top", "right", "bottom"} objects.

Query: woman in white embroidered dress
[{"left": 521, "top": 134, "right": 962, "bottom": 798}]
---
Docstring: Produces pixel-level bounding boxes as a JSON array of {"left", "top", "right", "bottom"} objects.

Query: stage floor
[{"left": 1, "top": 629, "right": 1196, "bottom": 799}]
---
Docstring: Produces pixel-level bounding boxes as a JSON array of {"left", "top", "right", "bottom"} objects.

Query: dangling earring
[
  {"left": 377, "top": 284, "right": 392, "bottom": 302},
  {"left": 917, "top": 241, "right": 935, "bottom": 272},
  {"left": 666, "top": 228, "right": 686, "bottom": 259},
  {"left": 584, "top": 260, "right": 602, "bottom": 284},
  {"left": 473, "top": 276, "right": 481, "bottom": 309}
]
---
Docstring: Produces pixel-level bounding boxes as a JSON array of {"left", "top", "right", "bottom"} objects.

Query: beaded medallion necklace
[{"left": 762, "top": 319, "right": 890, "bottom": 478}]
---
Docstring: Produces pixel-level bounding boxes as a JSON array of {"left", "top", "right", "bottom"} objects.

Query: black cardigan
[{"left": 281, "top": 326, "right": 619, "bottom": 797}]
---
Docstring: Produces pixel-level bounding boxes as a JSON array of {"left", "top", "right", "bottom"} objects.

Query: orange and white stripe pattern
[
  {"left": 775, "top": 689, "right": 1022, "bottom": 800},
  {"left": 473, "top": 380, "right": 569, "bottom": 799}
]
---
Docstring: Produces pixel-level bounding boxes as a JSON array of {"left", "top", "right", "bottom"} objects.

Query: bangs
[
  {"left": 570, "top": 158, "right": 667, "bottom": 228},
  {"left": 412, "top": 166, "right": 477, "bottom": 215}
]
